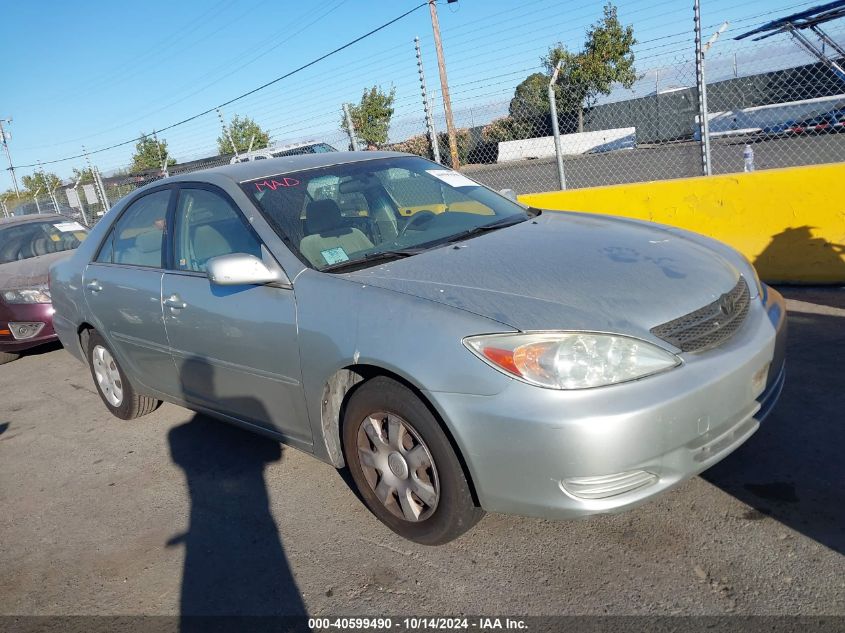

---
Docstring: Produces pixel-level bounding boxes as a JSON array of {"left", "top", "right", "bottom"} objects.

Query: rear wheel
[
  {"left": 0, "top": 351, "right": 20, "bottom": 365},
  {"left": 342, "top": 376, "right": 484, "bottom": 545},
  {"left": 86, "top": 330, "right": 160, "bottom": 420}
]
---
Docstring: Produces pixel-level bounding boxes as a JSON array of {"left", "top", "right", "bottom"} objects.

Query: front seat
[
  {"left": 300, "top": 199, "right": 373, "bottom": 267},
  {"left": 191, "top": 224, "right": 231, "bottom": 270}
]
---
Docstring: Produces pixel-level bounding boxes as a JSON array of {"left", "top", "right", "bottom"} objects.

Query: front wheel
[
  {"left": 342, "top": 376, "right": 484, "bottom": 545},
  {"left": 86, "top": 330, "right": 160, "bottom": 420}
]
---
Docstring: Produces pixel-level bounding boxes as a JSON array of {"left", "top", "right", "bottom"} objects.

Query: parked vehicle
[
  {"left": 11, "top": 200, "right": 88, "bottom": 224},
  {"left": 0, "top": 214, "right": 89, "bottom": 364},
  {"left": 230, "top": 141, "right": 337, "bottom": 164},
  {"left": 49, "top": 152, "right": 787, "bottom": 544},
  {"left": 788, "top": 108, "right": 845, "bottom": 135}
]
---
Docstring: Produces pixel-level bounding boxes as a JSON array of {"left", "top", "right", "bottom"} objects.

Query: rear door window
[{"left": 109, "top": 190, "right": 171, "bottom": 268}]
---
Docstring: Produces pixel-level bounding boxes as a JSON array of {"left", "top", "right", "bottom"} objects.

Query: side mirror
[
  {"left": 207, "top": 253, "right": 282, "bottom": 286},
  {"left": 499, "top": 188, "right": 518, "bottom": 202}
]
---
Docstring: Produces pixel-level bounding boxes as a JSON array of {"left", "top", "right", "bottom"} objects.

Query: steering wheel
[{"left": 398, "top": 210, "right": 437, "bottom": 237}]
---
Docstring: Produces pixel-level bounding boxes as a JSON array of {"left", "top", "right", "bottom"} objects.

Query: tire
[
  {"left": 86, "top": 330, "right": 160, "bottom": 420},
  {"left": 0, "top": 351, "right": 20, "bottom": 365},
  {"left": 342, "top": 376, "right": 484, "bottom": 545}
]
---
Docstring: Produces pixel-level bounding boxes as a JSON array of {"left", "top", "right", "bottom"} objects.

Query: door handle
[
  {"left": 163, "top": 294, "right": 187, "bottom": 310},
  {"left": 86, "top": 280, "right": 103, "bottom": 293}
]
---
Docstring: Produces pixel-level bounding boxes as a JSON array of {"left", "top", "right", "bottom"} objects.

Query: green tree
[
  {"left": 217, "top": 114, "right": 271, "bottom": 155},
  {"left": 510, "top": 73, "right": 553, "bottom": 119},
  {"left": 71, "top": 167, "right": 95, "bottom": 184},
  {"left": 130, "top": 134, "right": 176, "bottom": 173},
  {"left": 543, "top": 2, "right": 636, "bottom": 131},
  {"left": 21, "top": 171, "right": 62, "bottom": 197},
  {"left": 341, "top": 85, "right": 396, "bottom": 146}
]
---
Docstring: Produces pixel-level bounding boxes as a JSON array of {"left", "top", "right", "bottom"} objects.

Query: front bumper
[
  {"left": 0, "top": 302, "right": 58, "bottom": 353},
  {"left": 428, "top": 285, "right": 787, "bottom": 519}
]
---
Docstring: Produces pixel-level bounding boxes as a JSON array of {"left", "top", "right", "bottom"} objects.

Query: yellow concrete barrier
[{"left": 519, "top": 162, "right": 845, "bottom": 284}]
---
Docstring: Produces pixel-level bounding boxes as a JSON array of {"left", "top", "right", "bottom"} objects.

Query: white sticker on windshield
[
  {"left": 321, "top": 247, "right": 349, "bottom": 265},
  {"left": 53, "top": 221, "right": 86, "bottom": 232},
  {"left": 426, "top": 169, "right": 479, "bottom": 188}
]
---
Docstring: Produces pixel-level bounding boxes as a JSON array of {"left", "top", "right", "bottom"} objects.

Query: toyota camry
[{"left": 49, "top": 152, "right": 786, "bottom": 544}]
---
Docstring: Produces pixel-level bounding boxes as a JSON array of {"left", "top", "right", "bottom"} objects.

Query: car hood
[
  {"left": 0, "top": 251, "right": 74, "bottom": 290},
  {"left": 345, "top": 211, "right": 743, "bottom": 341}
]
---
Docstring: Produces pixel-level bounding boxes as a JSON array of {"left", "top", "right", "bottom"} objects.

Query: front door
[
  {"left": 161, "top": 185, "right": 312, "bottom": 448},
  {"left": 83, "top": 188, "right": 177, "bottom": 396}
]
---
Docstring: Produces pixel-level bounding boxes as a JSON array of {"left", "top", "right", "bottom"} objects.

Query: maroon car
[{"left": 0, "top": 214, "right": 88, "bottom": 364}]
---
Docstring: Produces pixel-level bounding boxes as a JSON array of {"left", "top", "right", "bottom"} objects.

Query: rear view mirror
[{"left": 206, "top": 254, "right": 281, "bottom": 286}]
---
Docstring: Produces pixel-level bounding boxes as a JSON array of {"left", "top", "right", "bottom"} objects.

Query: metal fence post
[
  {"left": 216, "top": 110, "right": 240, "bottom": 161},
  {"left": 84, "top": 146, "right": 110, "bottom": 214},
  {"left": 343, "top": 103, "right": 360, "bottom": 151},
  {"left": 94, "top": 166, "right": 110, "bottom": 212},
  {"left": 548, "top": 61, "right": 567, "bottom": 190},
  {"left": 415, "top": 36, "right": 441, "bottom": 164},
  {"left": 694, "top": 0, "right": 712, "bottom": 176}
]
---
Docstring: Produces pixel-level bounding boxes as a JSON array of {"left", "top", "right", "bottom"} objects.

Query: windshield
[
  {"left": 240, "top": 156, "right": 530, "bottom": 271},
  {"left": 0, "top": 219, "right": 88, "bottom": 265}
]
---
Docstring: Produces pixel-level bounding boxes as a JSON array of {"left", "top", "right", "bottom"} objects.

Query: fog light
[
  {"left": 561, "top": 470, "right": 658, "bottom": 500},
  {"left": 9, "top": 322, "right": 45, "bottom": 340}
]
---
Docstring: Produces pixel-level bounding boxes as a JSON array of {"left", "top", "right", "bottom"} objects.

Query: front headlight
[
  {"left": 463, "top": 332, "right": 681, "bottom": 389},
  {"left": 2, "top": 286, "right": 51, "bottom": 304}
]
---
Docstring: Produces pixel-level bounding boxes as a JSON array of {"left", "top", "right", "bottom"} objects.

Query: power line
[{"left": 15, "top": 2, "right": 428, "bottom": 169}]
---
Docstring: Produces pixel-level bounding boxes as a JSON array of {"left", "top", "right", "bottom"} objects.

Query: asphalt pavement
[{"left": 1, "top": 288, "right": 843, "bottom": 620}]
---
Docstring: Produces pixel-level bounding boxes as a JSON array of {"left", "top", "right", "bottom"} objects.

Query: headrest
[{"left": 305, "top": 199, "right": 343, "bottom": 234}]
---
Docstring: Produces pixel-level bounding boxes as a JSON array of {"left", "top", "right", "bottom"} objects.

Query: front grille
[{"left": 651, "top": 278, "right": 751, "bottom": 353}]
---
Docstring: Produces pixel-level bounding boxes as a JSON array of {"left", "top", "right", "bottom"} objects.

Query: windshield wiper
[
  {"left": 321, "top": 248, "right": 422, "bottom": 273},
  {"left": 444, "top": 215, "right": 527, "bottom": 244}
]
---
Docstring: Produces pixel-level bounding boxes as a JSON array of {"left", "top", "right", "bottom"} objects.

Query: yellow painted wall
[{"left": 519, "top": 162, "right": 845, "bottom": 284}]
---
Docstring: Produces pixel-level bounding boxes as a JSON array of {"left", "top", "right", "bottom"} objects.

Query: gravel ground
[{"left": 1, "top": 288, "right": 843, "bottom": 619}]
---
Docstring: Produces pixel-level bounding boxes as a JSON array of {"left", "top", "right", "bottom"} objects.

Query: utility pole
[
  {"left": 342, "top": 103, "right": 360, "bottom": 151},
  {"left": 428, "top": 0, "right": 460, "bottom": 170},
  {"left": 0, "top": 117, "right": 20, "bottom": 197}
]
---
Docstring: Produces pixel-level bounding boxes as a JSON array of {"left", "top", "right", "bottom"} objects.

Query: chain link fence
[{"left": 3, "top": 11, "right": 844, "bottom": 223}]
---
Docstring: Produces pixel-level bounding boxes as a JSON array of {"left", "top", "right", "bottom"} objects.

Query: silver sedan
[{"left": 49, "top": 152, "right": 787, "bottom": 544}]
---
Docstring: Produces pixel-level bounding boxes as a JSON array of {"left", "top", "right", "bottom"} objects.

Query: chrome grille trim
[{"left": 651, "top": 278, "right": 751, "bottom": 353}]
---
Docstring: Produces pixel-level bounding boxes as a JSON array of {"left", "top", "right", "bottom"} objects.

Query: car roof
[
  {"left": 168, "top": 150, "right": 412, "bottom": 184},
  {"left": 0, "top": 213, "right": 69, "bottom": 227}
]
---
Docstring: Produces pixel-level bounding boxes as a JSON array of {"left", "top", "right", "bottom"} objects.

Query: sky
[{"left": 1, "top": 0, "right": 841, "bottom": 192}]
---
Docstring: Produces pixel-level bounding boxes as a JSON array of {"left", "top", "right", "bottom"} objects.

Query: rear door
[
  {"left": 83, "top": 187, "right": 178, "bottom": 396},
  {"left": 161, "top": 184, "right": 312, "bottom": 449}
]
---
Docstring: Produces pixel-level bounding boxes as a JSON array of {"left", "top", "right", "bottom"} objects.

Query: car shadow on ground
[
  {"left": 18, "top": 340, "right": 63, "bottom": 358},
  {"left": 703, "top": 292, "right": 845, "bottom": 555},
  {"left": 168, "top": 357, "right": 307, "bottom": 631}
]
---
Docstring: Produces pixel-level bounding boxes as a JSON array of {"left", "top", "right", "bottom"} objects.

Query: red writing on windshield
[{"left": 254, "top": 177, "right": 300, "bottom": 192}]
